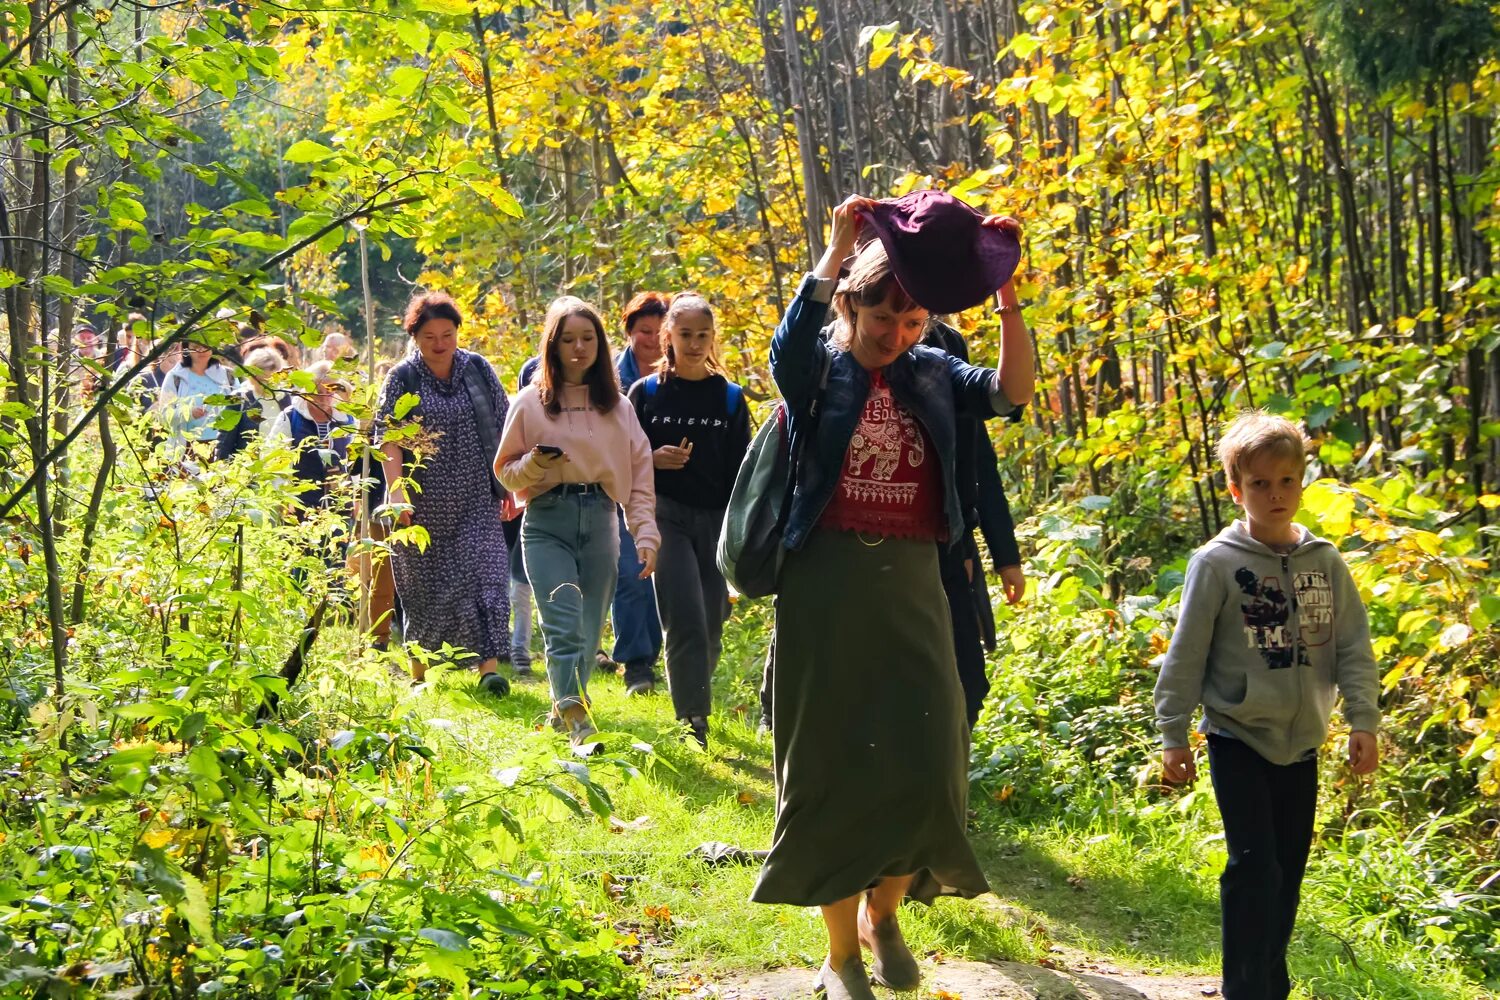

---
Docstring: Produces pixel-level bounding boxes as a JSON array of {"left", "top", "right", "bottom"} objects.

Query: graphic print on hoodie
[{"left": 1234, "top": 566, "right": 1334, "bottom": 670}]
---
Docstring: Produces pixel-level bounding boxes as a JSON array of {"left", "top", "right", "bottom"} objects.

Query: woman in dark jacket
[{"left": 750, "top": 195, "right": 1033, "bottom": 1000}]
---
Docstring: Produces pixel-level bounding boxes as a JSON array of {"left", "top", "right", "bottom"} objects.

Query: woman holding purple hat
[{"left": 750, "top": 191, "right": 1032, "bottom": 999}]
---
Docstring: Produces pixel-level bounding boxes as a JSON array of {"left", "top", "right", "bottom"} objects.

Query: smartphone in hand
[{"left": 536, "top": 445, "right": 563, "bottom": 457}]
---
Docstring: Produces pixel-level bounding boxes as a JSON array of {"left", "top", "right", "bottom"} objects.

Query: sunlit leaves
[{"left": 283, "top": 139, "right": 339, "bottom": 163}]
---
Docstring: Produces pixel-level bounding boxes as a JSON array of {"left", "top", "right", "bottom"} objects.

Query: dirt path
[{"left": 678, "top": 954, "right": 1219, "bottom": 999}]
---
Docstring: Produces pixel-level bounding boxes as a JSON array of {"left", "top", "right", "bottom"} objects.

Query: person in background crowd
[
  {"left": 751, "top": 193, "right": 1033, "bottom": 1000},
  {"left": 222, "top": 323, "right": 260, "bottom": 367},
  {"left": 351, "top": 360, "right": 400, "bottom": 652},
  {"left": 265, "top": 360, "right": 355, "bottom": 588},
  {"left": 615, "top": 291, "right": 666, "bottom": 390},
  {"left": 626, "top": 292, "right": 750, "bottom": 748},
  {"left": 502, "top": 365, "right": 538, "bottom": 677},
  {"left": 217, "top": 347, "right": 289, "bottom": 461},
  {"left": 135, "top": 339, "right": 180, "bottom": 411},
  {"left": 72, "top": 322, "right": 103, "bottom": 395},
  {"left": 376, "top": 291, "right": 512, "bottom": 695},
  {"left": 155, "top": 340, "right": 232, "bottom": 453},
  {"left": 318, "top": 330, "right": 355, "bottom": 363},
  {"left": 112, "top": 314, "right": 153, "bottom": 375},
  {"left": 239, "top": 334, "right": 298, "bottom": 369},
  {"left": 266, "top": 359, "right": 355, "bottom": 511},
  {"left": 607, "top": 291, "right": 670, "bottom": 694},
  {"left": 922, "top": 320, "right": 1028, "bottom": 729},
  {"left": 496, "top": 296, "right": 659, "bottom": 748}
]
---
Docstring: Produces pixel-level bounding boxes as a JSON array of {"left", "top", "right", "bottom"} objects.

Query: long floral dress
[{"left": 377, "top": 349, "right": 511, "bottom": 664}]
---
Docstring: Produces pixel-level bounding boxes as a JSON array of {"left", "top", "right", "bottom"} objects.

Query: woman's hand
[
  {"left": 981, "top": 215, "right": 1022, "bottom": 239},
  {"left": 983, "top": 215, "right": 1024, "bottom": 306},
  {"left": 815, "top": 194, "right": 880, "bottom": 279},
  {"left": 191, "top": 405, "right": 209, "bottom": 420},
  {"left": 637, "top": 547, "right": 658, "bottom": 579},
  {"left": 998, "top": 565, "right": 1026, "bottom": 605},
  {"left": 653, "top": 438, "right": 692, "bottom": 470},
  {"left": 529, "top": 445, "right": 570, "bottom": 470},
  {"left": 830, "top": 195, "right": 878, "bottom": 258}
]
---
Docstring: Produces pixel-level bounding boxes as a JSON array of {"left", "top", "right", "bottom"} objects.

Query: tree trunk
[{"left": 779, "top": 0, "right": 829, "bottom": 257}]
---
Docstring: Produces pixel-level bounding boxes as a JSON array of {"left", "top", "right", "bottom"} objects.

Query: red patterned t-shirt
[{"left": 818, "top": 371, "right": 945, "bottom": 541}]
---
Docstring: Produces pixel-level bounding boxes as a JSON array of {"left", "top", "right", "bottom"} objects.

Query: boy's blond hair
[{"left": 1217, "top": 410, "right": 1310, "bottom": 486}]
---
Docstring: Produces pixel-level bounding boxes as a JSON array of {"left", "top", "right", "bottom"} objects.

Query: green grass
[{"left": 348, "top": 602, "right": 1494, "bottom": 999}]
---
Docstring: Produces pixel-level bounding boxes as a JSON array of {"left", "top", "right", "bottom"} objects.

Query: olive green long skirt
[{"left": 750, "top": 529, "right": 990, "bottom": 907}]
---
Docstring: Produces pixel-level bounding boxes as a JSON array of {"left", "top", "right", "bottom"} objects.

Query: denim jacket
[
  {"left": 617, "top": 345, "right": 644, "bottom": 391},
  {"left": 771, "top": 274, "right": 1023, "bottom": 551}
]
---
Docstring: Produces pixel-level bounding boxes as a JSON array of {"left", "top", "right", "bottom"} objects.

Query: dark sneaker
[
  {"left": 511, "top": 658, "right": 532, "bottom": 677},
  {"left": 595, "top": 650, "right": 616, "bottom": 673},
  {"left": 477, "top": 672, "right": 510, "bottom": 697},
  {"left": 686, "top": 716, "right": 709, "bottom": 750},
  {"left": 621, "top": 658, "right": 656, "bottom": 692},
  {"left": 625, "top": 677, "right": 654, "bottom": 697}
]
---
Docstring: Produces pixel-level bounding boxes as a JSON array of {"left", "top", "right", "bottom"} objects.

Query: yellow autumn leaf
[{"left": 143, "top": 828, "right": 173, "bottom": 849}]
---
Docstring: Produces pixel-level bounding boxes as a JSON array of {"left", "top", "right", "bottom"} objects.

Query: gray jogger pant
[{"left": 653, "top": 496, "right": 730, "bottom": 720}]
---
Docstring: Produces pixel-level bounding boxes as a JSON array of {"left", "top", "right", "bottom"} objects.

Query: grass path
[{"left": 382, "top": 608, "right": 1485, "bottom": 1000}]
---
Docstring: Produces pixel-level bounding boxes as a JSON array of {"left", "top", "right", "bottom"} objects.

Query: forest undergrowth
[{"left": 0, "top": 417, "right": 1494, "bottom": 998}]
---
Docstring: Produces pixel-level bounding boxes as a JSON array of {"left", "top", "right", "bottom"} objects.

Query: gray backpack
[{"left": 716, "top": 352, "right": 829, "bottom": 598}]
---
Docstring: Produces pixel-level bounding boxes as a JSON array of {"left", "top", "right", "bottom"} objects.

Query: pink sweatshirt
[{"left": 496, "top": 383, "right": 660, "bottom": 554}]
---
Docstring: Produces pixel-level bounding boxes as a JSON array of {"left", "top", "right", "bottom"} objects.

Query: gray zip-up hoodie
[{"left": 1154, "top": 520, "right": 1381, "bottom": 766}]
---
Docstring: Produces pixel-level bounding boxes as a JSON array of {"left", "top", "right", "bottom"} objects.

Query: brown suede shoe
[
  {"left": 858, "top": 901, "right": 920, "bottom": 991},
  {"left": 812, "top": 958, "right": 876, "bottom": 1000}
]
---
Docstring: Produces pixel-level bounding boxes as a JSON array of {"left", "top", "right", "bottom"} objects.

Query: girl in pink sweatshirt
[{"left": 495, "top": 296, "right": 659, "bottom": 747}]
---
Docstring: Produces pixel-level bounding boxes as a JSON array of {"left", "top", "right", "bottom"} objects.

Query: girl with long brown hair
[{"left": 495, "top": 296, "right": 659, "bottom": 747}]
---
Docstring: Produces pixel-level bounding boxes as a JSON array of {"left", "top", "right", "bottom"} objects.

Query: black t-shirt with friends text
[{"left": 627, "top": 373, "right": 751, "bottom": 509}]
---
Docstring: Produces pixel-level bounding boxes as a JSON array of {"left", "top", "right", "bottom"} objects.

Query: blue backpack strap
[
  {"left": 643, "top": 374, "right": 659, "bottom": 401},
  {"left": 725, "top": 380, "right": 742, "bottom": 417}
]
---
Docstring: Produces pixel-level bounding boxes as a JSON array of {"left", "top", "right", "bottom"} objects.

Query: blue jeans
[
  {"left": 610, "top": 509, "right": 662, "bottom": 668},
  {"left": 522, "top": 489, "right": 619, "bottom": 710}
]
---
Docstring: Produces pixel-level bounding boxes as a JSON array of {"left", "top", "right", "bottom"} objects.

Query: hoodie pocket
[{"left": 1227, "top": 670, "right": 1292, "bottom": 730}]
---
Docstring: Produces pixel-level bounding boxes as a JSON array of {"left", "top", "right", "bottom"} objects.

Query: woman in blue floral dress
[{"left": 377, "top": 292, "right": 511, "bottom": 693}]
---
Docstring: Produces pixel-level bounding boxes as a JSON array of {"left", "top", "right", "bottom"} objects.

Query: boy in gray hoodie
[{"left": 1154, "top": 411, "right": 1380, "bottom": 1000}]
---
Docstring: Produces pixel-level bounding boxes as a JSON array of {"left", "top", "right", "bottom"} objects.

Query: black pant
[
  {"left": 1207, "top": 734, "right": 1318, "bottom": 1000},
  {"left": 938, "top": 537, "right": 987, "bottom": 729}
]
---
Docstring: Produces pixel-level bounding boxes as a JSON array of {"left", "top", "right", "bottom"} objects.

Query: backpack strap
[
  {"left": 396, "top": 358, "right": 421, "bottom": 404},
  {"left": 725, "top": 381, "right": 742, "bottom": 417},
  {"left": 643, "top": 374, "right": 659, "bottom": 401},
  {"left": 457, "top": 351, "right": 507, "bottom": 499}
]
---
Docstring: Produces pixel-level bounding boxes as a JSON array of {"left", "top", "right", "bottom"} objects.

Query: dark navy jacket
[
  {"left": 285, "top": 407, "right": 354, "bottom": 510},
  {"left": 771, "top": 274, "right": 1023, "bottom": 552}
]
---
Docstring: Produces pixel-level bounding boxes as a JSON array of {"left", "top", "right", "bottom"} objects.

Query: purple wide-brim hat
[{"left": 856, "top": 190, "right": 1021, "bottom": 314}]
